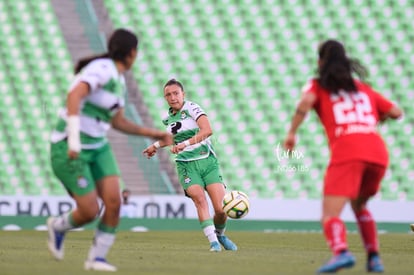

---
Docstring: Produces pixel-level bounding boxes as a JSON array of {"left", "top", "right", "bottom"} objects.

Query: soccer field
[{"left": 0, "top": 231, "right": 413, "bottom": 275}]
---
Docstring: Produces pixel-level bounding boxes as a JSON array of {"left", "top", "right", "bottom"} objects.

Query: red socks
[
  {"left": 323, "top": 210, "right": 379, "bottom": 255},
  {"left": 323, "top": 217, "right": 348, "bottom": 254},
  {"left": 355, "top": 209, "right": 379, "bottom": 253}
]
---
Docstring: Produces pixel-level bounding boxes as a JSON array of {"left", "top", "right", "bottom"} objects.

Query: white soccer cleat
[
  {"left": 410, "top": 224, "right": 414, "bottom": 232},
  {"left": 47, "top": 217, "right": 65, "bottom": 260},
  {"left": 84, "top": 258, "right": 117, "bottom": 272}
]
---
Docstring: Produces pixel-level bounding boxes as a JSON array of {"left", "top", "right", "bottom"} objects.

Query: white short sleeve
[
  {"left": 78, "top": 59, "right": 113, "bottom": 92},
  {"left": 188, "top": 101, "right": 206, "bottom": 121}
]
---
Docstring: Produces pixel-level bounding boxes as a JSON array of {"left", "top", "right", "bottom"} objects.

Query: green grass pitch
[{"left": 0, "top": 231, "right": 413, "bottom": 274}]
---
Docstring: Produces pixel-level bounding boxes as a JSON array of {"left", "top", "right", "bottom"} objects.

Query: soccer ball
[{"left": 222, "top": 190, "right": 250, "bottom": 219}]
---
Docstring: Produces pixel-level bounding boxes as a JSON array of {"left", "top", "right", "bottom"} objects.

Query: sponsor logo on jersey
[
  {"left": 192, "top": 107, "right": 202, "bottom": 115},
  {"left": 77, "top": 177, "right": 88, "bottom": 188},
  {"left": 180, "top": 111, "right": 187, "bottom": 119}
]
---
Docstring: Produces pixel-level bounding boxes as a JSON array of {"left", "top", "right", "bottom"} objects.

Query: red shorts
[{"left": 324, "top": 161, "right": 386, "bottom": 199}]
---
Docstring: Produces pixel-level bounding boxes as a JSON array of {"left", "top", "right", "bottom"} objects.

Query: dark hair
[
  {"left": 317, "top": 39, "right": 368, "bottom": 94},
  {"left": 74, "top": 28, "right": 138, "bottom": 74},
  {"left": 164, "top": 78, "right": 184, "bottom": 91}
]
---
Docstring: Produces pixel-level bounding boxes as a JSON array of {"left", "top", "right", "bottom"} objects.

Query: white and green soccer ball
[{"left": 222, "top": 190, "right": 250, "bottom": 219}]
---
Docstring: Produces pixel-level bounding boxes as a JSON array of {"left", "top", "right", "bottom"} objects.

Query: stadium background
[{"left": 0, "top": 0, "right": 412, "bottom": 230}]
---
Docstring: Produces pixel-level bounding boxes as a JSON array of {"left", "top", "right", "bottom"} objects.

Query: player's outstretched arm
[
  {"left": 112, "top": 109, "right": 173, "bottom": 142},
  {"left": 142, "top": 136, "right": 176, "bottom": 158},
  {"left": 380, "top": 105, "right": 403, "bottom": 122},
  {"left": 142, "top": 143, "right": 158, "bottom": 159},
  {"left": 284, "top": 92, "right": 316, "bottom": 150}
]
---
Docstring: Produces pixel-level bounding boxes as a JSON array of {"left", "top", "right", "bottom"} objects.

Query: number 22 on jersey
[{"left": 331, "top": 91, "right": 376, "bottom": 125}]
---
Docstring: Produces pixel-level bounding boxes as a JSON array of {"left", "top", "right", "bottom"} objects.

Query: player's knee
[
  {"left": 191, "top": 195, "right": 208, "bottom": 209},
  {"left": 79, "top": 203, "right": 100, "bottom": 222},
  {"left": 104, "top": 195, "right": 121, "bottom": 212}
]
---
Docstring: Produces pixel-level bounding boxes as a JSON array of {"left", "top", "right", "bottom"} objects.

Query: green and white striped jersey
[
  {"left": 50, "top": 58, "right": 126, "bottom": 149},
  {"left": 162, "top": 101, "right": 216, "bottom": 161}
]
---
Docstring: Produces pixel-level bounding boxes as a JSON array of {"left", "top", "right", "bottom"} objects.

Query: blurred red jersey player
[{"left": 284, "top": 39, "right": 402, "bottom": 273}]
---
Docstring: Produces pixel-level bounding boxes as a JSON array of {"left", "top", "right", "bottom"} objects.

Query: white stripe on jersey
[
  {"left": 85, "top": 89, "right": 125, "bottom": 111},
  {"left": 56, "top": 109, "right": 111, "bottom": 137}
]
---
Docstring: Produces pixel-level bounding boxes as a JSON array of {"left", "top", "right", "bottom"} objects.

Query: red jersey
[{"left": 303, "top": 79, "right": 395, "bottom": 166}]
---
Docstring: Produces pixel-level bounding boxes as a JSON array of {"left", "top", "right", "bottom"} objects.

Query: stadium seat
[{"left": 0, "top": 0, "right": 68, "bottom": 195}]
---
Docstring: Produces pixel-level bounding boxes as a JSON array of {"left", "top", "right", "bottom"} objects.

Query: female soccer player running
[
  {"left": 47, "top": 29, "right": 172, "bottom": 271},
  {"left": 283, "top": 40, "right": 402, "bottom": 273},
  {"left": 143, "top": 79, "right": 237, "bottom": 252}
]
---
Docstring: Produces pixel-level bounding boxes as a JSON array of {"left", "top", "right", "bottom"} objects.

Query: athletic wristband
[
  {"left": 183, "top": 140, "right": 191, "bottom": 147},
  {"left": 67, "top": 115, "right": 81, "bottom": 153},
  {"left": 153, "top": 141, "right": 161, "bottom": 149}
]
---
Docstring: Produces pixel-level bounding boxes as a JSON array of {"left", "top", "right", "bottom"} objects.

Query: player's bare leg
[
  {"left": 187, "top": 184, "right": 221, "bottom": 252},
  {"left": 84, "top": 176, "right": 120, "bottom": 271},
  {"left": 207, "top": 183, "right": 237, "bottom": 251},
  {"left": 47, "top": 191, "right": 99, "bottom": 260}
]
